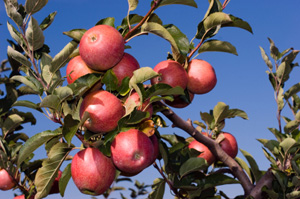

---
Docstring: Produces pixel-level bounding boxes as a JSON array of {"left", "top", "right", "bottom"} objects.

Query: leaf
[
  {"left": 11, "top": 75, "right": 43, "bottom": 95},
  {"left": 276, "top": 61, "right": 291, "bottom": 83},
  {"left": 95, "top": 17, "right": 115, "bottom": 27},
  {"left": 25, "top": 17, "right": 45, "bottom": 51},
  {"left": 284, "top": 83, "right": 300, "bottom": 99},
  {"left": 179, "top": 157, "right": 207, "bottom": 177},
  {"left": 39, "top": 95, "right": 60, "bottom": 111},
  {"left": 35, "top": 142, "right": 73, "bottom": 199},
  {"left": 198, "top": 40, "right": 237, "bottom": 55},
  {"left": 240, "top": 149, "right": 263, "bottom": 182},
  {"left": 222, "top": 15, "right": 253, "bottom": 34},
  {"left": 259, "top": 46, "right": 273, "bottom": 70},
  {"left": 12, "top": 100, "right": 43, "bottom": 112},
  {"left": 156, "top": 0, "right": 197, "bottom": 8},
  {"left": 226, "top": 109, "right": 249, "bottom": 120},
  {"left": 51, "top": 40, "right": 78, "bottom": 74},
  {"left": 235, "top": 157, "right": 253, "bottom": 183},
  {"left": 213, "top": 102, "right": 229, "bottom": 123},
  {"left": 268, "top": 38, "right": 279, "bottom": 60},
  {"left": 17, "top": 128, "right": 62, "bottom": 166},
  {"left": 7, "top": 21, "right": 25, "bottom": 46},
  {"left": 40, "top": 11, "right": 57, "bottom": 30},
  {"left": 40, "top": 52, "right": 52, "bottom": 85},
  {"left": 279, "top": 137, "right": 298, "bottom": 154},
  {"left": 148, "top": 178, "right": 165, "bottom": 199},
  {"left": 199, "top": 173, "right": 239, "bottom": 190},
  {"left": 2, "top": 114, "right": 24, "bottom": 136},
  {"left": 128, "top": 0, "right": 138, "bottom": 11},
  {"left": 63, "top": 29, "right": 86, "bottom": 42},
  {"left": 25, "top": 0, "right": 48, "bottom": 15},
  {"left": 62, "top": 114, "right": 80, "bottom": 145},
  {"left": 4, "top": 0, "right": 23, "bottom": 26},
  {"left": 284, "top": 120, "right": 300, "bottom": 134},
  {"left": 59, "top": 163, "right": 72, "bottom": 197},
  {"left": 7, "top": 46, "right": 31, "bottom": 67},
  {"left": 102, "top": 69, "right": 118, "bottom": 91}
]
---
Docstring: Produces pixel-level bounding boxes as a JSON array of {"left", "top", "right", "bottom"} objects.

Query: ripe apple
[
  {"left": 218, "top": 132, "right": 238, "bottom": 159},
  {"left": 0, "top": 169, "right": 16, "bottom": 191},
  {"left": 187, "top": 59, "right": 217, "bottom": 94},
  {"left": 111, "top": 53, "right": 140, "bottom": 86},
  {"left": 165, "top": 92, "right": 194, "bottom": 108},
  {"left": 111, "top": 129, "right": 154, "bottom": 176},
  {"left": 80, "top": 90, "right": 125, "bottom": 133},
  {"left": 71, "top": 147, "right": 116, "bottom": 195},
  {"left": 124, "top": 91, "right": 153, "bottom": 118},
  {"left": 49, "top": 170, "right": 62, "bottom": 194},
  {"left": 79, "top": 24, "right": 125, "bottom": 71},
  {"left": 188, "top": 139, "right": 215, "bottom": 165},
  {"left": 13, "top": 195, "right": 34, "bottom": 199},
  {"left": 151, "top": 60, "right": 188, "bottom": 90}
]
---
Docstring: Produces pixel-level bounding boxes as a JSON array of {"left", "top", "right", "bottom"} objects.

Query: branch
[
  {"left": 158, "top": 102, "right": 254, "bottom": 195},
  {"left": 249, "top": 169, "right": 274, "bottom": 199}
]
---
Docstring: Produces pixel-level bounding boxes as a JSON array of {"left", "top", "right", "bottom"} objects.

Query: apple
[
  {"left": 13, "top": 195, "right": 34, "bottom": 199},
  {"left": 71, "top": 147, "right": 116, "bottom": 196},
  {"left": 165, "top": 92, "right": 194, "bottom": 108},
  {"left": 79, "top": 24, "right": 125, "bottom": 71},
  {"left": 218, "top": 132, "right": 238, "bottom": 159},
  {"left": 187, "top": 59, "right": 217, "bottom": 94},
  {"left": 111, "top": 129, "right": 154, "bottom": 176},
  {"left": 151, "top": 60, "right": 188, "bottom": 90},
  {"left": 49, "top": 170, "right": 62, "bottom": 194},
  {"left": 111, "top": 53, "right": 140, "bottom": 86},
  {"left": 149, "top": 134, "right": 160, "bottom": 164},
  {"left": 124, "top": 91, "right": 153, "bottom": 118},
  {"left": 0, "top": 169, "right": 16, "bottom": 191},
  {"left": 188, "top": 139, "right": 215, "bottom": 165},
  {"left": 80, "top": 90, "right": 125, "bottom": 133}
]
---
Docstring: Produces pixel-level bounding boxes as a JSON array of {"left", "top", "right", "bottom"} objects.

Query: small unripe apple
[
  {"left": 80, "top": 90, "right": 125, "bottom": 133},
  {"left": 71, "top": 147, "right": 116, "bottom": 196},
  {"left": 165, "top": 92, "right": 194, "bottom": 108},
  {"left": 188, "top": 138, "right": 215, "bottom": 165},
  {"left": 49, "top": 170, "right": 62, "bottom": 194},
  {"left": 79, "top": 24, "right": 125, "bottom": 71},
  {"left": 111, "top": 53, "right": 140, "bottom": 86},
  {"left": 218, "top": 132, "right": 238, "bottom": 159},
  {"left": 151, "top": 60, "right": 188, "bottom": 90},
  {"left": 187, "top": 59, "right": 217, "bottom": 94},
  {"left": 111, "top": 129, "right": 154, "bottom": 176},
  {"left": 0, "top": 169, "right": 16, "bottom": 191}
]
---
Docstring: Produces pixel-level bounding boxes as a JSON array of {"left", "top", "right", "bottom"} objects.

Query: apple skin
[
  {"left": 149, "top": 134, "right": 160, "bottom": 164},
  {"left": 124, "top": 92, "right": 153, "bottom": 118},
  {"left": 165, "top": 92, "right": 194, "bottom": 108},
  {"left": 219, "top": 132, "right": 238, "bottom": 159},
  {"left": 188, "top": 139, "right": 215, "bottom": 165},
  {"left": 80, "top": 90, "right": 125, "bottom": 133},
  {"left": 49, "top": 170, "right": 62, "bottom": 194},
  {"left": 151, "top": 60, "right": 188, "bottom": 90},
  {"left": 111, "top": 129, "right": 154, "bottom": 176},
  {"left": 13, "top": 195, "right": 34, "bottom": 199},
  {"left": 187, "top": 59, "right": 217, "bottom": 94},
  {"left": 111, "top": 53, "right": 140, "bottom": 86},
  {"left": 79, "top": 25, "right": 125, "bottom": 71},
  {"left": 71, "top": 147, "right": 116, "bottom": 196},
  {"left": 0, "top": 169, "right": 16, "bottom": 191}
]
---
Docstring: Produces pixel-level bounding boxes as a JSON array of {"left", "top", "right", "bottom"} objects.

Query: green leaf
[
  {"left": 259, "top": 46, "right": 273, "bottom": 70},
  {"left": 213, "top": 102, "right": 229, "bottom": 124},
  {"left": 204, "top": 0, "right": 222, "bottom": 19},
  {"left": 268, "top": 38, "right": 280, "bottom": 60},
  {"left": 284, "top": 83, "right": 300, "bottom": 99},
  {"left": 240, "top": 148, "right": 263, "bottom": 182},
  {"left": 198, "top": 40, "right": 238, "bottom": 55},
  {"left": 25, "top": 0, "right": 48, "bottom": 15},
  {"left": 40, "top": 11, "right": 57, "bottom": 30},
  {"left": 7, "top": 46, "right": 31, "bottom": 67},
  {"left": 95, "top": 17, "right": 115, "bottom": 27},
  {"left": 62, "top": 114, "right": 80, "bottom": 145},
  {"left": 35, "top": 142, "right": 73, "bottom": 199},
  {"left": 148, "top": 178, "right": 165, "bottom": 199},
  {"left": 235, "top": 157, "right": 253, "bottom": 183},
  {"left": 128, "top": 0, "right": 138, "bottom": 11},
  {"left": 2, "top": 113, "right": 24, "bottom": 136},
  {"left": 102, "top": 69, "right": 118, "bottom": 91},
  {"left": 157, "top": 0, "right": 197, "bottom": 8},
  {"left": 199, "top": 173, "right": 239, "bottom": 190},
  {"left": 126, "top": 109, "right": 150, "bottom": 125},
  {"left": 279, "top": 137, "right": 298, "bottom": 154},
  {"left": 179, "top": 157, "right": 207, "bottom": 177},
  {"left": 11, "top": 75, "right": 43, "bottom": 95},
  {"left": 12, "top": 100, "right": 43, "bottom": 112},
  {"left": 222, "top": 15, "right": 253, "bottom": 34},
  {"left": 7, "top": 21, "right": 25, "bottom": 46},
  {"left": 53, "top": 86, "right": 73, "bottom": 102},
  {"left": 276, "top": 61, "right": 292, "bottom": 82},
  {"left": 25, "top": 17, "right": 45, "bottom": 51},
  {"left": 4, "top": 0, "right": 23, "bottom": 26},
  {"left": 40, "top": 52, "right": 52, "bottom": 85},
  {"left": 204, "top": 12, "right": 232, "bottom": 30},
  {"left": 51, "top": 40, "right": 78, "bottom": 74},
  {"left": 17, "top": 128, "right": 62, "bottom": 166},
  {"left": 59, "top": 163, "right": 72, "bottom": 197},
  {"left": 284, "top": 120, "right": 300, "bottom": 134},
  {"left": 226, "top": 109, "right": 249, "bottom": 120},
  {"left": 40, "top": 95, "right": 60, "bottom": 111},
  {"left": 63, "top": 29, "right": 86, "bottom": 42},
  {"left": 257, "top": 139, "right": 280, "bottom": 156}
]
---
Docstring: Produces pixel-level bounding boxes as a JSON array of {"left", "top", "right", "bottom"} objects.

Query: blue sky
[{"left": 1, "top": 0, "right": 300, "bottom": 198}]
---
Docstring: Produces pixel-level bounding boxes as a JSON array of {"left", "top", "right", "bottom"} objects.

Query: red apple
[
  {"left": 188, "top": 139, "right": 215, "bottom": 165},
  {"left": 80, "top": 90, "right": 125, "bottom": 133},
  {"left": 124, "top": 91, "right": 153, "bottom": 118},
  {"left": 149, "top": 134, "right": 160, "bottom": 164},
  {"left": 151, "top": 60, "right": 188, "bottom": 90},
  {"left": 111, "top": 53, "right": 140, "bottom": 86},
  {"left": 111, "top": 129, "right": 154, "bottom": 176},
  {"left": 71, "top": 147, "right": 116, "bottom": 196},
  {"left": 13, "top": 195, "right": 34, "bottom": 199},
  {"left": 49, "top": 170, "right": 62, "bottom": 194},
  {"left": 0, "top": 169, "right": 16, "bottom": 191},
  {"left": 79, "top": 25, "right": 124, "bottom": 71},
  {"left": 218, "top": 132, "right": 238, "bottom": 159},
  {"left": 165, "top": 92, "right": 194, "bottom": 108},
  {"left": 187, "top": 59, "right": 217, "bottom": 94}
]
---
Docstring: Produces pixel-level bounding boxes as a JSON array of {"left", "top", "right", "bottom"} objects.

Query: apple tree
[{"left": 1, "top": 0, "right": 300, "bottom": 199}]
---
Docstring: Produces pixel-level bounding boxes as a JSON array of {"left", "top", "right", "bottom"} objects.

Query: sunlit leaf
[
  {"left": 11, "top": 75, "right": 43, "bottom": 95},
  {"left": 7, "top": 21, "right": 25, "bottom": 47},
  {"left": 222, "top": 15, "right": 253, "bottom": 34},
  {"left": 95, "top": 17, "right": 115, "bottom": 27},
  {"left": 63, "top": 29, "right": 86, "bottom": 42},
  {"left": 25, "top": 17, "right": 45, "bottom": 51},
  {"left": 156, "top": 0, "right": 197, "bottom": 8},
  {"left": 148, "top": 178, "right": 165, "bottom": 199},
  {"left": 12, "top": 100, "right": 43, "bottom": 112},
  {"left": 198, "top": 40, "right": 238, "bottom": 55},
  {"left": 40, "top": 11, "right": 57, "bottom": 30},
  {"left": 4, "top": 0, "right": 23, "bottom": 26},
  {"left": 128, "top": 0, "right": 138, "bottom": 11},
  {"left": 259, "top": 46, "right": 273, "bottom": 70},
  {"left": 284, "top": 83, "right": 300, "bottom": 99},
  {"left": 240, "top": 149, "right": 263, "bottom": 182},
  {"left": 235, "top": 157, "right": 253, "bottom": 183},
  {"left": 25, "top": 0, "right": 48, "bottom": 15},
  {"left": 7, "top": 46, "right": 31, "bottom": 67},
  {"left": 2, "top": 114, "right": 23, "bottom": 136}
]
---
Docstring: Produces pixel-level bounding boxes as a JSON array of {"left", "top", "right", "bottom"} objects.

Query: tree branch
[{"left": 249, "top": 169, "right": 274, "bottom": 199}]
